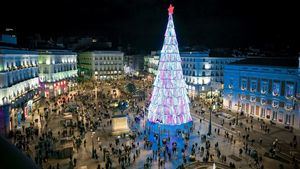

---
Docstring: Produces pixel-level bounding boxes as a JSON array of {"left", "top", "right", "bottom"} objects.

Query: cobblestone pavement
[{"left": 12, "top": 81, "right": 299, "bottom": 169}]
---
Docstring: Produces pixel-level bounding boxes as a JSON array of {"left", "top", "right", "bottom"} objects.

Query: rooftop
[
  {"left": 0, "top": 46, "right": 38, "bottom": 55},
  {"left": 230, "top": 57, "right": 298, "bottom": 68},
  {"left": 38, "top": 49, "right": 76, "bottom": 55}
]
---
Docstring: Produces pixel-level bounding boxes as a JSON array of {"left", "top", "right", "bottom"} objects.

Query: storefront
[
  {"left": 0, "top": 105, "right": 10, "bottom": 135},
  {"left": 42, "top": 80, "right": 68, "bottom": 98},
  {"left": 266, "top": 108, "right": 272, "bottom": 119}
]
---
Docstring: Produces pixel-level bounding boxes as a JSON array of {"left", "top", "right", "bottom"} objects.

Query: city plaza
[{"left": 0, "top": 4, "right": 300, "bottom": 169}]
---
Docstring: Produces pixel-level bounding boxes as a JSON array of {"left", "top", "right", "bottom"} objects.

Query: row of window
[
  {"left": 183, "top": 70, "right": 223, "bottom": 77},
  {"left": 1, "top": 69, "right": 39, "bottom": 89},
  {"left": 94, "top": 57, "right": 123, "bottom": 61},
  {"left": 2, "top": 60, "right": 37, "bottom": 71},
  {"left": 243, "top": 104, "right": 294, "bottom": 124},
  {"left": 94, "top": 71, "right": 122, "bottom": 75},
  {"left": 95, "top": 67, "right": 122, "bottom": 71},
  {"left": 234, "top": 79, "right": 295, "bottom": 97},
  {"left": 1, "top": 82, "right": 39, "bottom": 105},
  {"left": 39, "top": 65, "right": 77, "bottom": 74},
  {"left": 181, "top": 58, "right": 236, "bottom": 64},
  {"left": 95, "top": 62, "right": 123, "bottom": 65},
  {"left": 239, "top": 94, "right": 294, "bottom": 110}
]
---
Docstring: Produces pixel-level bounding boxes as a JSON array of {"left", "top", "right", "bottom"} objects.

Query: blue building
[{"left": 223, "top": 58, "right": 300, "bottom": 129}]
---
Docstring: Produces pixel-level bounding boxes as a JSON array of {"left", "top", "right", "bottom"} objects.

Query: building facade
[
  {"left": 124, "top": 55, "right": 144, "bottom": 74},
  {"left": 78, "top": 51, "right": 124, "bottom": 80},
  {"left": 223, "top": 58, "right": 300, "bottom": 129},
  {"left": 145, "top": 51, "right": 160, "bottom": 75},
  {"left": 38, "top": 50, "right": 77, "bottom": 98},
  {"left": 145, "top": 50, "right": 244, "bottom": 97},
  {"left": 0, "top": 47, "right": 39, "bottom": 135},
  {"left": 181, "top": 51, "right": 243, "bottom": 97}
]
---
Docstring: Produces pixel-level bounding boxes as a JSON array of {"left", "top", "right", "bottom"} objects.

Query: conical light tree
[{"left": 148, "top": 4, "right": 192, "bottom": 126}]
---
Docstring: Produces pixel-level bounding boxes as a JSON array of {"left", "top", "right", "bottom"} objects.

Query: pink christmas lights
[{"left": 147, "top": 5, "right": 192, "bottom": 125}]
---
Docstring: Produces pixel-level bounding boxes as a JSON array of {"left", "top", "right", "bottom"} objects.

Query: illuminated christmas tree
[{"left": 147, "top": 4, "right": 192, "bottom": 127}]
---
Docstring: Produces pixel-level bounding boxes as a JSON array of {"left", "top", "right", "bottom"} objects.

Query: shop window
[
  {"left": 261, "top": 108, "right": 266, "bottom": 118},
  {"left": 278, "top": 112, "right": 283, "bottom": 123}
]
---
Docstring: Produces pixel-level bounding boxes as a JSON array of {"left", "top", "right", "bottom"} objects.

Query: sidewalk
[{"left": 191, "top": 103, "right": 300, "bottom": 165}]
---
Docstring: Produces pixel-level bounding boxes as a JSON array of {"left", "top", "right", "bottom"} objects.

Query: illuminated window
[
  {"left": 228, "top": 79, "right": 233, "bottom": 89},
  {"left": 261, "top": 98, "right": 267, "bottom": 105},
  {"left": 250, "top": 80, "right": 257, "bottom": 92},
  {"left": 272, "top": 82, "right": 280, "bottom": 96},
  {"left": 272, "top": 100, "right": 279, "bottom": 108},
  {"left": 285, "top": 83, "right": 294, "bottom": 98},
  {"left": 250, "top": 96, "right": 256, "bottom": 102},
  {"left": 241, "top": 79, "right": 247, "bottom": 90},
  {"left": 261, "top": 81, "right": 268, "bottom": 94}
]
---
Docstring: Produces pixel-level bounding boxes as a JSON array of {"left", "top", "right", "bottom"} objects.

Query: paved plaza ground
[{"left": 8, "top": 79, "right": 300, "bottom": 169}]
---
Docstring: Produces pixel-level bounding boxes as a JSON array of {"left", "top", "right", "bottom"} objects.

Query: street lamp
[
  {"left": 208, "top": 87, "right": 213, "bottom": 136},
  {"left": 235, "top": 104, "right": 241, "bottom": 125},
  {"left": 91, "top": 132, "right": 95, "bottom": 158},
  {"left": 156, "top": 119, "right": 162, "bottom": 148}
]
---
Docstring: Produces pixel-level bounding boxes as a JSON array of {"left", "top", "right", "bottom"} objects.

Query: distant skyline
[{"left": 1, "top": 0, "right": 300, "bottom": 52}]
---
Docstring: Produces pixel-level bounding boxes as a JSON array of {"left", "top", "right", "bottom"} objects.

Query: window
[
  {"left": 250, "top": 80, "right": 257, "bottom": 92},
  {"left": 250, "top": 96, "right": 256, "bottom": 102},
  {"left": 285, "top": 102, "right": 293, "bottom": 110},
  {"left": 272, "top": 82, "right": 280, "bottom": 96},
  {"left": 261, "top": 81, "right": 268, "bottom": 94},
  {"left": 272, "top": 100, "right": 279, "bottom": 108},
  {"left": 228, "top": 79, "right": 233, "bottom": 89},
  {"left": 285, "top": 83, "right": 294, "bottom": 98},
  {"left": 240, "top": 94, "right": 246, "bottom": 100},
  {"left": 261, "top": 108, "right": 266, "bottom": 118},
  {"left": 241, "top": 79, "right": 247, "bottom": 90},
  {"left": 261, "top": 98, "right": 267, "bottom": 105}
]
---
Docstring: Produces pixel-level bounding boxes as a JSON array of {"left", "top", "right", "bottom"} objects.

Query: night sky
[{"left": 1, "top": 0, "right": 299, "bottom": 51}]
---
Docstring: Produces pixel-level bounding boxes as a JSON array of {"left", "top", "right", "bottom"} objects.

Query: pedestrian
[
  {"left": 73, "top": 158, "right": 77, "bottom": 167},
  {"left": 259, "top": 138, "right": 262, "bottom": 145}
]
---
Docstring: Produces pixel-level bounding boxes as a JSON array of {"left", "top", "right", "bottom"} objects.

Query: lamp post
[
  {"left": 91, "top": 132, "right": 95, "bottom": 158},
  {"left": 158, "top": 124, "right": 161, "bottom": 148},
  {"left": 208, "top": 87, "right": 213, "bottom": 136},
  {"left": 235, "top": 104, "right": 241, "bottom": 125},
  {"left": 290, "top": 96, "right": 297, "bottom": 126}
]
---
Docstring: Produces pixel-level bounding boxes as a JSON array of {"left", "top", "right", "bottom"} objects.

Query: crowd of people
[{"left": 5, "top": 79, "right": 300, "bottom": 169}]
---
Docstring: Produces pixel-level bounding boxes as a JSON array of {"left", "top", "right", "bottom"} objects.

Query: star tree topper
[{"left": 168, "top": 4, "right": 174, "bottom": 15}]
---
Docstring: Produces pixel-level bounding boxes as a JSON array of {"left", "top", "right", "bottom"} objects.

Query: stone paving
[
  {"left": 43, "top": 96, "right": 256, "bottom": 169},
  {"left": 11, "top": 81, "right": 300, "bottom": 169}
]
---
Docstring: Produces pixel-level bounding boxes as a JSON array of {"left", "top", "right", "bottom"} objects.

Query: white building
[
  {"left": 145, "top": 50, "right": 244, "bottom": 97},
  {"left": 38, "top": 50, "right": 77, "bottom": 98},
  {"left": 0, "top": 46, "right": 39, "bottom": 135},
  {"left": 78, "top": 51, "right": 124, "bottom": 80},
  {"left": 124, "top": 54, "right": 144, "bottom": 75},
  {"left": 223, "top": 58, "right": 300, "bottom": 128}
]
